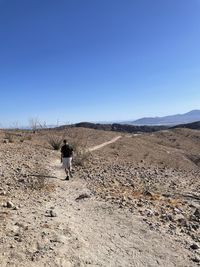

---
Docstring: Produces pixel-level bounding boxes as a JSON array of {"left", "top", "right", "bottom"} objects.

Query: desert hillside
[{"left": 0, "top": 127, "right": 200, "bottom": 266}]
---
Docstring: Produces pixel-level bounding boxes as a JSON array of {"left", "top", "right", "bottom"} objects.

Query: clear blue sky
[{"left": 0, "top": 0, "right": 200, "bottom": 127}]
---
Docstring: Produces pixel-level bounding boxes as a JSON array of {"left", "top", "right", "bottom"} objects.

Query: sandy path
[
  {"left": 88, "top": 136, "right": 122, "bottom": 152},
  {"left": 1, "top": 137, "right": 195, "bottom": 267},
  {"left": 41, "top": 136, "right": 194, "bottom": 266},
  {"left": 42, "top": 158, "right": 193, "bottom": 267}
]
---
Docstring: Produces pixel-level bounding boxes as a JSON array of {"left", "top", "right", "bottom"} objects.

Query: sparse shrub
[
  {"left": 25, "top": 134, "right": 32, "bottom": 141},
  {"left": 47, "top": 133, "right": 62, "bottom": 150},
  {"left": 110, "top": 143, "right": 116, "bottom": 149},
  {"left": 19, "top": 173, "right": 55, "bottom": 191},
  {"left": 22, "top": 172, "right": 50, "bottom": 191},
  {"left": 19, "top": 134, "right": 32, "bottom": 143},
  {"left": 29, "top": 117, "right": 39, "bottom": 133},
  {"left": 73, "top": 146, "right": 91, "bottom": 166},
  {"left": 27, "top": 176, "right": 46, "bottom": 190},
  {"left": 4, "top": 132, "right": 14, "bottom": 143},
  {"left": 63, "top": 128, "right": 92, "bottom": 166}
]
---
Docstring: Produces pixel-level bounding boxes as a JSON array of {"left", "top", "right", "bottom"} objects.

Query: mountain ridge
[{"left": 130, "top": 110, "right": 200, "bottom": 125}]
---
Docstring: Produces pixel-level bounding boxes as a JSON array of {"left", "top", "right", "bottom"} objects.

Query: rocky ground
[{"left": 0, "top": 128, "right": 200, "bottom": 266}]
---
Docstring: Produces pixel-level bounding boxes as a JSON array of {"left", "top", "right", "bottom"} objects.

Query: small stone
[
  {"left": 14, "top": 237, "right": 22, "bottom": 242},
  {"left": 0, "top": 191, "right": 6, "bottom": 196},
  {"left": 173, "top": 208, "right": 182, "bottom": 214},
  {"left": 191, "top": 256, "right": 200, "bottom": 263},
  {"left": 175, "top": 214, "right": 187, "bottom": 227},
  {"left": 15, "top": 222, "right": 28, "bottom": 230},
  {"left": 143, "top": 190, "right": 153, "bottom": 197},
  {"left": 191, "top": 223, "right": 199, "bottom": 231},
  {"left": 6, "top": 201, "right": 14, "bottom": 208},
  {"left": 146, "top": 209, "right": 154, "bottom": 217},
  {"left": 49, "top": 210, "right": 57, "bottom": 217},
  {"left": 190, "top": 243, "right": 199, "bottom": 250},
  {"left": 51, "top": 234, "right": 66, "bottom": 243},
  {"left": 75, "top": 193, "right": 90, "bottom": 201},
  {"left": 18, "top": 178, "right": 25, "bottom": 183},
  {"left": 194, "top": 208, "right": 200, "bottom": 219}
]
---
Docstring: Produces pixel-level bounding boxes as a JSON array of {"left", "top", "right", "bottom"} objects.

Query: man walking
[{"left": 61, "top": 139, "right": 74, "bottom": 180}]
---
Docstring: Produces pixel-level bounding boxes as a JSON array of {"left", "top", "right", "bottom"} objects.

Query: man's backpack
[{"left": 61, "top": 144, "right": 73, "bottom": 157}]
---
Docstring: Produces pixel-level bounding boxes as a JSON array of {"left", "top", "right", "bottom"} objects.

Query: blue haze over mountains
[{"left": 128, "top": 110, "right": 200, "bottom": 126}]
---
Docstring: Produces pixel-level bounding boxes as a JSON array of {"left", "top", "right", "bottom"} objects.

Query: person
[{"left": 61, "top": 139, "right": 74, "bottom": 180}]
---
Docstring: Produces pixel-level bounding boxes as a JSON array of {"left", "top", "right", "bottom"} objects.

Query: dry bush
[
  {"left": 29, "top": 117, "right": 40, "bottom": 133},
  {"left": 47, "top": 133, "right": 63, "bottom": 150},
  {"left": 24, "top": 134, "right": 32, "bottom": 141},
  {"left": 63, "top": 128, "right": 92, "bottom": 166},
  {"left": 27, "top": 176, "right": 46, "bottom": 190},
  {"left": 73, "top": 146, "right": 91, "bottom": 166},
  {"left": 110, "top": 143, "right": 117, "bottom": 149},
  {"left": 4, "top": 132, "right": 14, "bottom": 143},
  {"left": 18, "top": 133, "right": 32, "bottom": 143},
  {"left": 71, "top": 139, "right": 91, "bottom": 166},
  {"left": 45, "top": 126, "right": 92, "bottom": 164}
]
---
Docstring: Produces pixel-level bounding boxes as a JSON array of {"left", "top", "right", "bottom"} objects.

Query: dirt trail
[
  {"left": 43, "top": 157, "right": 193, "bottom": 267},
  {"left": 1, "top": 136, "right": 195, "bottom": 267},
  {"left": 39, "top": 136, "right": 194, "bottom": 267},
  {"left": 88, "top": 136, "right": 122, "bottom": 151}
]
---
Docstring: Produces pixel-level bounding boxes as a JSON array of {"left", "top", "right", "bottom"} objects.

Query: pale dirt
[
  {"left": 0, "top": 131, "right": 198, "bottom": 266},
  {"left": 88, "top": 136, "right": 122, "bottom": 152},
  {"left": 39, "top": 157, "right": 193, "bottom": 267}
]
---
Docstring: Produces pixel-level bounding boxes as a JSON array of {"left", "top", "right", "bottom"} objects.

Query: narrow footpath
[{"left": 42, "top": 136, "right": 193, "bottom": 267}]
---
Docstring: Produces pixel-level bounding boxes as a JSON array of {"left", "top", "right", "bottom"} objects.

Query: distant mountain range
[
  {"left": 55, "top": 110, "right": 200, "bottom": 134},
  {"left": 129, "top": 110, "right": 200, "bottom": 126}
]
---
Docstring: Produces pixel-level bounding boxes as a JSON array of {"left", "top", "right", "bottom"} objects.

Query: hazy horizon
[
  {"left": 1, "top": 109, "right": 200, "bottom": 129},
  {"left": 0, "top": 0, "right": 200, "bottom": 127}
]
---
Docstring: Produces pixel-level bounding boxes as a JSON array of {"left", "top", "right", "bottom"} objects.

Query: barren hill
[
  {"left": 0, "top": 127, "right": 200, "bottom": 266},
  {"left": 57, "top": 122, "right": 167, "bottom": 133},
  {"left": 173, "top": 121, "right": 200, "bottom": 130}
]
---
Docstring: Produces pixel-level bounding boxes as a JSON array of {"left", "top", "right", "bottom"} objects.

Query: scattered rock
[
  {"left": 49, "top": 210, "right": 57, "bottom": 217},
  {"left": 145, "top": 209, "right": 154, "bottom": 217},
  {"left": 190, "top": 243, "right": 199, "bottom": 250},
  {"left": 6, "top": 201, "right": 14, "bottom": 208},
  {"left": 75, "top": 193, "right": 91, "bottom": 201},
  {"left": 18, "top": 178, "right": 25, "bottom": 183},
  {"left": 0, "top": 190, "right": 6, "bottom": 196},
  {"left": 15, "top": 222, "right": 28, "bottom": 230},
  {"left": 191, "top": 256, "right": 200, "bottom": 263},
  {"left": 175, "top": 214, "right": 187, "bottom": 227},
  {"left": 51, "top": 234, "right": 66, "bottom": 243},
  {"left": 143, "top": 190, "right": 153, "bottom": 197},
  {"left": 194, "top": 208, "right": 200, "bottom": 219}
]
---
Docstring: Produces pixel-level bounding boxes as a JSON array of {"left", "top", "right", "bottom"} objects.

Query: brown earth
[{"left": 0, "top": 127, "right": 200, "bottom": 266}]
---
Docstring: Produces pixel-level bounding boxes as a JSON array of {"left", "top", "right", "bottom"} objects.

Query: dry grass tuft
[
  {"left": 47, "top": 133, "right": 63, "bottom": 150},
  {"left": 4, "top": 132, "right": 15, "bottom": 143},
  {"left": 27, "top": 176, "right": 47, "bottom": 190},
  {"left": 62, "top": 128, "right": 92, "bottom": 166}
]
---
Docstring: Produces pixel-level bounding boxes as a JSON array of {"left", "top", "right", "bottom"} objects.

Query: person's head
[{"left": 63, "top": 139, "right": 67, "bottom": 144}]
